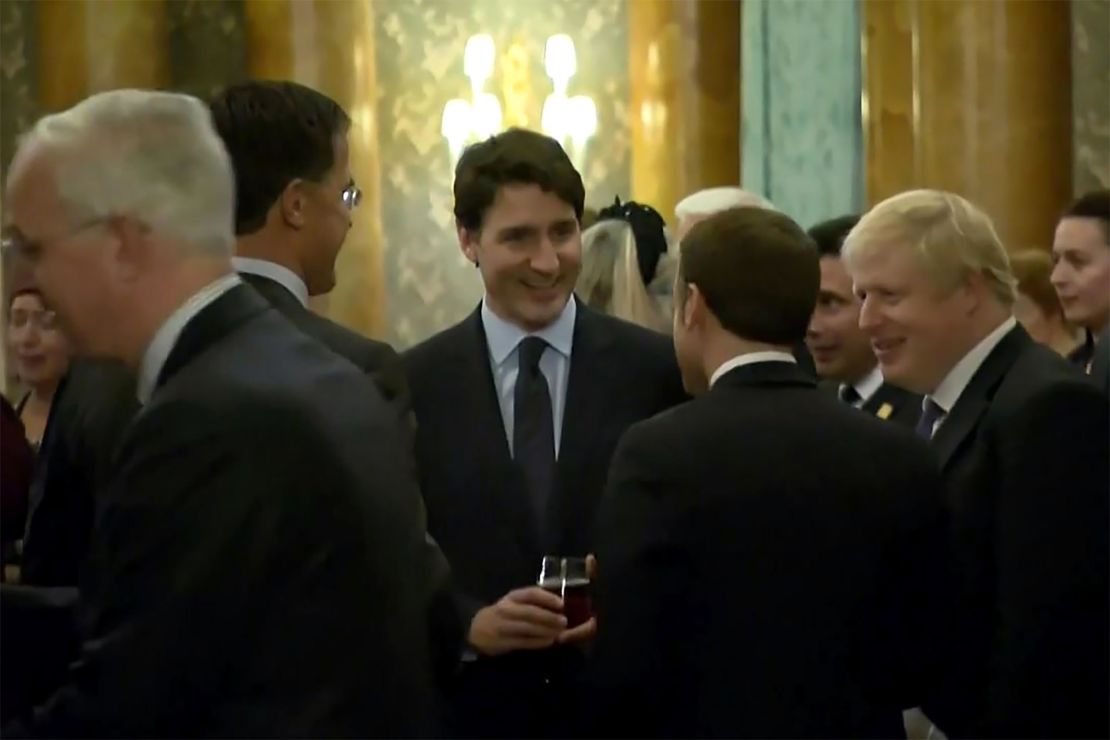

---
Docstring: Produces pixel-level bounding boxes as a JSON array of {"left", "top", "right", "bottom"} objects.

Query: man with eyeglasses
[
  {"left": 208, "top": 81, "right": 410, "bottom": 423},
  {"left": 209, "top": 81, "right": 464, "bottom": 709},
  {"left": 2, "top": 88, "right": 439, "bottom": 736}
]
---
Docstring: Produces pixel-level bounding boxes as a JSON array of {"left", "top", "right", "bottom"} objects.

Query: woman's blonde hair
[
  {"left": 578, "top": 220, "right": 672, "bottom": 333},
  {"left": 843, "top": 189, "right": 1016, "bottom": 305}
]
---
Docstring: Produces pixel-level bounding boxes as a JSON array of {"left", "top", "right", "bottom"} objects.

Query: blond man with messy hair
[{"left": 845, "top": 189, "right": 1109, "bottom": 738}]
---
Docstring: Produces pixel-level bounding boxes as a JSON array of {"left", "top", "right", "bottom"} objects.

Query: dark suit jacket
[
  {"left": 22, "top": 285, "right": 436, "bottom": 737},
  {"left": 923, "top": 325, "right": 1109, "bottom": 739},
  {"left": 403, "top": 299, "right": 686, "bottom": 736},
  {"left": 20, "top": 360, "right": 138, "bottom": 588},
  {"left": 239, "top": 271, "right": 410, "bottom": 422},
  {"left": 239, "top": 270, "right": 461, "bottom": 689},
  {"left": 590, "top": 361, "right": 952, "bottom": 738},
  {"left": 822, "top": 378, "right": 923, "bottom": 429},
  {"left": 1, "top": 395, "right": 33, "bottom": 547},
  {"left": 862, "top": 382, "right": 921, "bottom": 428},
  {"left": 1087, "top": 326, "right": 1108, "bottom": 396}
]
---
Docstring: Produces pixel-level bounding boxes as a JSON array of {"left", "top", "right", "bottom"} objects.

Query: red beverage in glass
[{"left": 538, "top": 556, "right": 593, "bottom": 628}]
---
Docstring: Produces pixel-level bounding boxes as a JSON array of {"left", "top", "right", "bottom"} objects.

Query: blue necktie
[{"left": 915, "top": 397, "right": 946, "bottom": 440}]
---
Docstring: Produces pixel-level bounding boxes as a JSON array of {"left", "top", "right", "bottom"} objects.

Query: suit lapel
[
  {"left": 551, "top": 303, "right": 617, "bottom": 548},
  {"left": 863, "top": 383, "right": 911, "bottom": 422},
  {"left": 156, "top": 284, "right": 269, "bottom": 394},
  {"left": 931, "top": 326, "right": 1030, "bottom": 469}
]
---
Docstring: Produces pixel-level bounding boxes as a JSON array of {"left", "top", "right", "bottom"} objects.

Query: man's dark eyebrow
[{"left": 497, "top": 224, "right": 538, "bottom": 238}]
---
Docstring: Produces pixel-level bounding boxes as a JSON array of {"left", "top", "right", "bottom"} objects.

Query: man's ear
[
  {"left": 458, "top": 223, "right": 480, "bottom": 267},
  {"left": 279, "top": 179, "right": 308, "bottom": 230},
  {"left": 683, "top": 282, "right": 706, "bottom": 330},
  {"left": 108, "top": 215, "right": 150, "bottom": 283},
  {"left": 960, "top": 270, "right": 991, "bottom": 316}
]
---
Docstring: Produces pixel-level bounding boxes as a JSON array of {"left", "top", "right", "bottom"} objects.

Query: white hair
[
  {"left": 21, "top": 89, "right": 235, "bottom": 256},
  {"left": 674, "top": 187, "right": 777, "bottom": 220}
]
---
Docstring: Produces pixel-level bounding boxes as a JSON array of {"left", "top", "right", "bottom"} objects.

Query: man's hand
[{"left": 468, "top": 586, "right": 567, "bottom": 656}]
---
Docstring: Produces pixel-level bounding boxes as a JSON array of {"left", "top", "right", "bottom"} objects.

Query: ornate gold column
[
  {"left": 863, "top": 0, "right": 1072, "bottom": 248},
  {"left": 629, "top": 0, "right": 740, "bottom": 223},
  {"left": 37, "top": 0, "right": 169, "bottom": 112},
  {"left": 243, "top": 0, "right": 388, "bottom": 339}
]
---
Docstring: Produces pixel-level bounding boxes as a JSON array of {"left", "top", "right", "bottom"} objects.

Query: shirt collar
[
  {"left": 929, "top": 316, "right": 1017, "bottom": 413},
  {"left": 137, "top": 274, "right": 242, "bottom": 405},
  {"left": 847, "top": 364, "right": 885, "bottom": 403},
  {"left": 709, "top": 350, "right": 797, "bottom": 388},
  {"left": 233, "top": 257, "right": 309, "bottom": 307},
  {"left": 481, "top": 295, "right": 577, "bottom": 366}
]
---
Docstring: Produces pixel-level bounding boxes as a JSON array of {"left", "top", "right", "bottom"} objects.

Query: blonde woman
[{"left": 578, "top": 198, "right": 674, "bottom": 333}]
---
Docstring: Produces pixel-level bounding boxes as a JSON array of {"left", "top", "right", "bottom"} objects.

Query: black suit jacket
[
  {"left": 822, "top": 378, "right": 923, "bottom": 429},
  {"left": 403, "top": 300, "right": 686, "bottom": 735},
  {"left": 590, "top": 361, "right": 951, "bottom": 738},
  {"left": 1087, "top": 326, "right": 1109, "bottom": 396},
  {"left": 239, "top": 270, "right": 461, "bottom": 688},
  {"left": 20, "top": 360, "right": 138, "bottom": 588},
  {"left": 923, "top": 325, "right": 1109, "bottom": 738},
  {"left": 239, "top": 271, "right": 410, "bottom": 422},
  {"left": 861, "top": 382, "right": 921, "bottom": 428},
  {"left": 23, "top": 285, "right": 436, "bottom": 737}
]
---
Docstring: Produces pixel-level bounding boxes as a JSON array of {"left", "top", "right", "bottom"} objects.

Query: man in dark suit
[
  {"left": 590, "top": 206, "right": 952, "bottom": 738},
  {"left": 209, "top": 79, "right": 461, "bottom": 694},
  {"left": 3, "top": 88, "right": 435, "bottom": 736},
  {"left": 845, "top": 189, "right": 1109, "bottom": 738},
  {"left": 404, "top": 128, "right": 686, "bottom": 737},
  {"left": 208, "top": 80, "right": 408, "bottom": 420},
  {"left": 807, "top": 214, "right": 920, "bottom": 426}
]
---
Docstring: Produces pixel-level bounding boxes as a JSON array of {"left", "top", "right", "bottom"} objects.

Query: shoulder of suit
[
  {"left": 986, "top": 342, "right": 1105, "bottom": 424},
  {"left": 296, "top": 309, "right": 398, "bottom": 369}
]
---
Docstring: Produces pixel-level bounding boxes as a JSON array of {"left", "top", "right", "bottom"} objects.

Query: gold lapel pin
[{"left": 876, "top": 403, "right": 894, "bottom": 420}]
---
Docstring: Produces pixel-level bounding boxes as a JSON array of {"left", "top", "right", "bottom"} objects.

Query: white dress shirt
[
  {"left": 482, "top": 297, "right": 576, "bottom": 457},
  {"left": 232, "top": 257, "right": 309, "bottom": 307},
  {"left": 709, "top": 350, "right": 797, "bottom": 388},
  {"left": 840, "top": 364, "right": 885, "bottom": 409},
  {"left": 924, "top": 316, "right": 1017, "bottom": 434},
  {"left": 136, "top": 274, "right": 242, "bottom": 405}
]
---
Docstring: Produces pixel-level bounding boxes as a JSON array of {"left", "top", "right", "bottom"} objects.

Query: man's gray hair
[
  {"left": 674, "top": 187, "right": 777, "bottom": 220},
  {"left": 22, "top": 89, "right": 236, "bottom": 256}
]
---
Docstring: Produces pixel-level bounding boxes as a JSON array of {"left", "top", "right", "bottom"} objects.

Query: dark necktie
[
  {"left": 838, "top": 385, "right": 862, "bottom": 405},
  {"left": 514, "top": 336, "right": 556, "bottom": 534},
  {"left": 915, "top": 397, "right": 946, "bottom": 440}
]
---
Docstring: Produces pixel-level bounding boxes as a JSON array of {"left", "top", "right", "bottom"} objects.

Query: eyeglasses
[
  {"left": 8, "top": 309, "right": 58, "bottom": 332},
  {"left": 341, "top": 185, "right": 362, "bottom": 210},
  {"left": 1, "top": 217, "right": 110, "bottom": 264}
]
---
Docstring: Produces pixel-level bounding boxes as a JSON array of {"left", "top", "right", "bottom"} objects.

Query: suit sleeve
[
  {"left": 872, "top": 443, "right": 958, "bottom": 711},
  {"left": 986, "top": 384, "right": 1110, "bottom": 736},
  {"left": 26, "top": 404, "right": 259, "bottom": 736},
  {"left": 362, "top": 344, "right": 415, "bottom": 435},
  {"left": 589, "top": 423, "right": 689, "bottom": 738}
]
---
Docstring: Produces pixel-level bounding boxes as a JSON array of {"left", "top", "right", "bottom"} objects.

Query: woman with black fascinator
[{"left": 578, "top": 197, "right": 675, "bottom": 333}]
